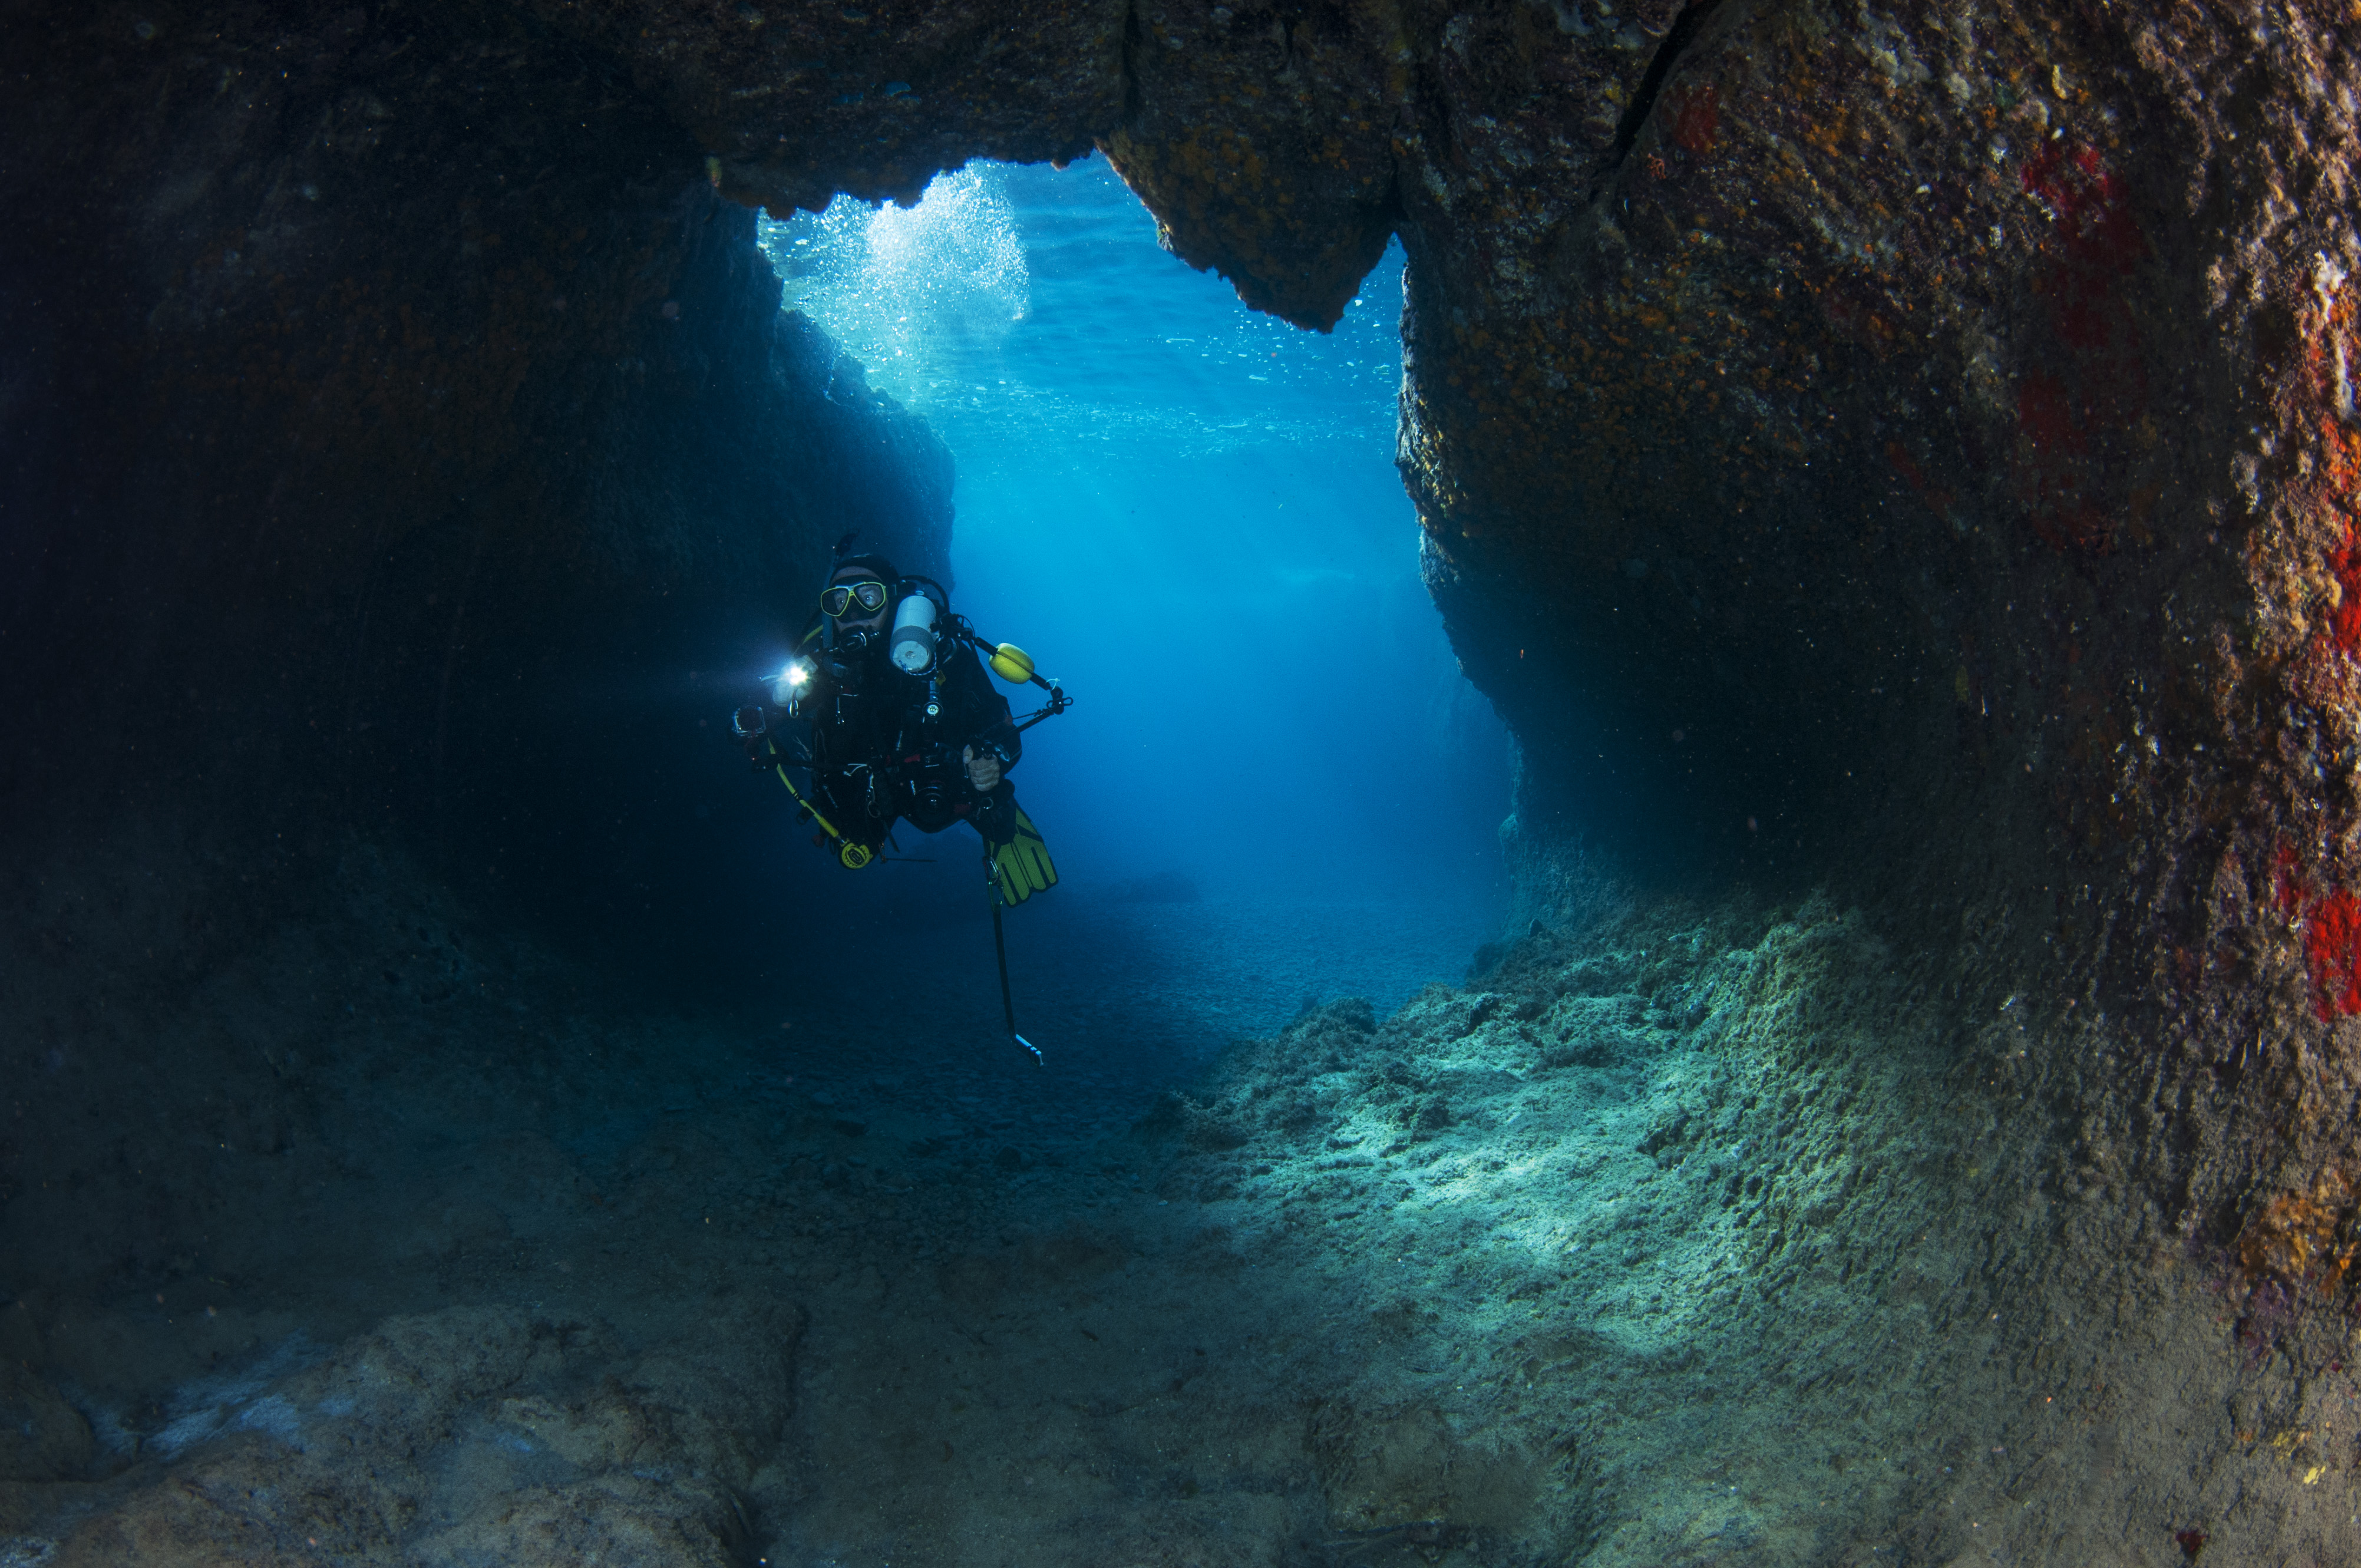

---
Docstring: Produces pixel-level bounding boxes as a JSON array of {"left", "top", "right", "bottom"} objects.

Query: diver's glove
[{"left": 990, "top": 805, "right": 1058, "bottom": 906}]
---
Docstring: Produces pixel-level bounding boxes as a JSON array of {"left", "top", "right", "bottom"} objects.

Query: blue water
[{"left": 757, "top": 160, "right": 1510, "bottom": 924}]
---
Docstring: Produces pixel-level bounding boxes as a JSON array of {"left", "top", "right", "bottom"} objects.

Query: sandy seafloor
[{"left": 6, "top": 857, "right": 2357, "bottom": 1566}]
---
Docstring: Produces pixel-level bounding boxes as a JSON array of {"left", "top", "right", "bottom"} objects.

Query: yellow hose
[{"left": 773, "top": 760, "right": 873, "bottom": 869}]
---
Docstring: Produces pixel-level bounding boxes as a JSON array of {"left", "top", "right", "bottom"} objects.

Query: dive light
[{"left": 773, "top": 659, "right": 810, "bottom": 704}]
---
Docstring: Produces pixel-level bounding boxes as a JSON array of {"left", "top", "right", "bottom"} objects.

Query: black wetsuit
[{"left": 781, "top": 619, "right": 1023, "bottom": 853}]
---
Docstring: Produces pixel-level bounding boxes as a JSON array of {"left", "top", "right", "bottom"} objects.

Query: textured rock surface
[
  {"left": 0, "top": 1364, "right": 95, "bottom": 1486},
  {"left": 526, "top": 0, "right": 1120, "bottom": 210},
  {"left": 1356, "top": 0, "right": 2361, "bottom": 1394},
  {"left": 7, "top": 879, "right": 2352, "bottom": 1566},
  {"left": 37, "top": 1303, "right": 790, "bottom": 1567},
  {"left": 1394, "top": 0, "right": 2273, "bottom": 884}
]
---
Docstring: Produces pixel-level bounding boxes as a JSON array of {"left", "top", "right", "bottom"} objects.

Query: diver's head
[{"left": 823, "top": 554, "right": 899, "bottom": 643}]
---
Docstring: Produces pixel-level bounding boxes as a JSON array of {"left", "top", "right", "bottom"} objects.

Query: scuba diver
[{"left": 731, "top": 549, "right": 1065, "bottom": 906}]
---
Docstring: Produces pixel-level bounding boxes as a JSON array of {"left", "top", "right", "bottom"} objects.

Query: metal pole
[{"left": 988, "top": 861, "right": 1042, "bottom": 1064}]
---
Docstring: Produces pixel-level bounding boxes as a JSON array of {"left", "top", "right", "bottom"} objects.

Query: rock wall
[{"left": 0, "top": 0, "right": 952, "bottom": 946}]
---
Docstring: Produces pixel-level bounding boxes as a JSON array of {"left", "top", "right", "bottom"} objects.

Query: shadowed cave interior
[{"left": 11, "top": 2, "right": 2361, "bottom": 1565}]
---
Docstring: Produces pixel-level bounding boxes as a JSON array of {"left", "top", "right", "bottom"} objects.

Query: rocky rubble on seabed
[{"left": 5, "top": 882, "right": 2336, "bottom": 1565}]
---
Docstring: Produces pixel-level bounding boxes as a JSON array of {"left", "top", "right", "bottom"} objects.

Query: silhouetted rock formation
[{"left": 0, "top": 1, "right": 950, "bottom": 924}]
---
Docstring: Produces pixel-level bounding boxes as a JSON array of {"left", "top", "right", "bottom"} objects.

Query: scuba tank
[
  {"left": 890, "top": 589, "right": 939, "bottom": 674},
  {"left": 893, "top": 579, "right": 951, "bottom": 663}
]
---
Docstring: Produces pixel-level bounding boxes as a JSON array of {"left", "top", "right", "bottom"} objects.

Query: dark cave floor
[{"left": 3, "top": 850, "right": 2352, "bottom": 1566}]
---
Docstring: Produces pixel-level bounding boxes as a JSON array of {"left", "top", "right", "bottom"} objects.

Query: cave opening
[{"left": 729, "top": 156, "right": 1514, "bottom": 1026}]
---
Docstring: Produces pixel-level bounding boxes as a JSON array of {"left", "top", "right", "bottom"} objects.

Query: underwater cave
[{"left": 8, "top": 0, "right": 2361, "bottom": 1563}]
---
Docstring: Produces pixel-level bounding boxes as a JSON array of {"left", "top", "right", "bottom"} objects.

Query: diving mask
[{"left": 822, "top": 580, "right": 890, "bottom": 618}]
